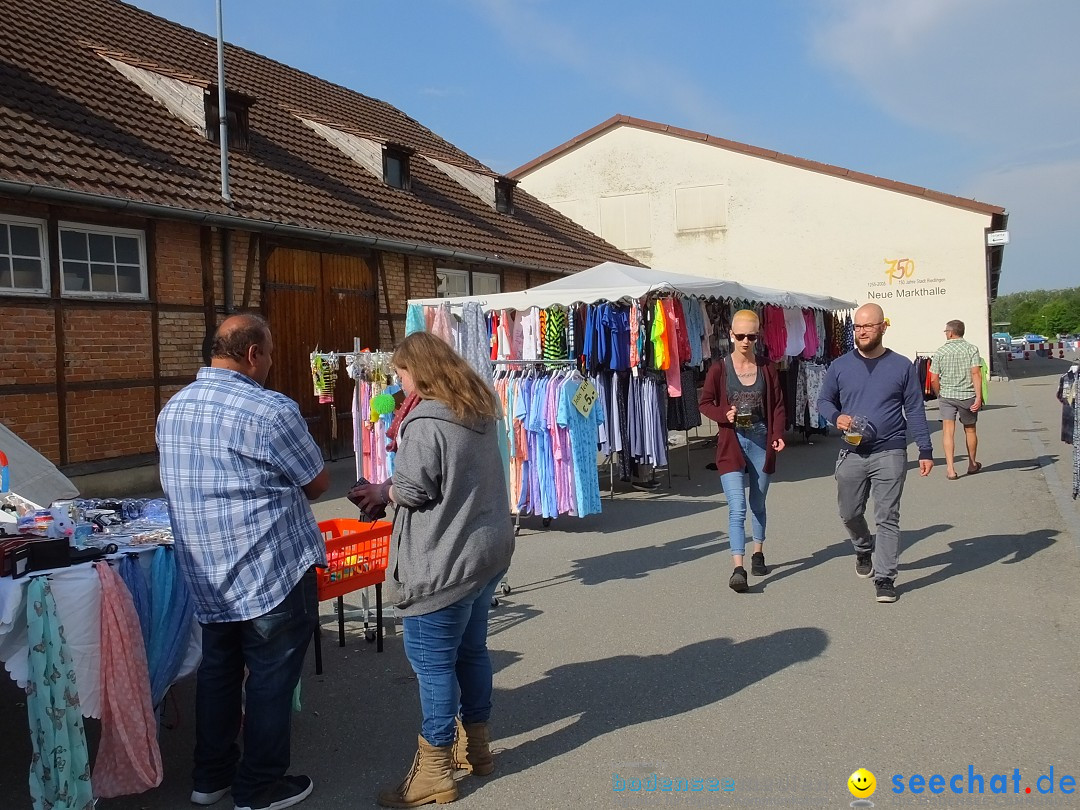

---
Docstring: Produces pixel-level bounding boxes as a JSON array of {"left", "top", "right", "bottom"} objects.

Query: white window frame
[
  {"left": 58, "top": 222, "right": 148, "bottom": 300},
  {"left": 0, "top": 214, "right": 49, "bottom": 296}
]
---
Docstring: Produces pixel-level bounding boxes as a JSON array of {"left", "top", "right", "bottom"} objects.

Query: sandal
[
  {"left": 946, "top": 472, "right": 959, "bottom": 480},
  {"left": 967, "top": 462, "right": 983, "bottom": 475}
]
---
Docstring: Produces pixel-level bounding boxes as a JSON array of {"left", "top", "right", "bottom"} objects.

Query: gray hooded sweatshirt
[{"left": 389, "top": 398, "right": 515, "bottom": 617}]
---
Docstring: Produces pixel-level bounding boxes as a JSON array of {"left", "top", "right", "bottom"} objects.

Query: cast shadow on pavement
[
  {"left": 749, "top": 524, "right": 951, "bottom": 593},
  {"left": 567, "top": 531, "right": 722, "bottom": 586},
  {"left": 483, "top": 628, "right": 829, "bottom": 781},
  {"left": 899, "top": 529, "right": 1058, "bottom": 595}
]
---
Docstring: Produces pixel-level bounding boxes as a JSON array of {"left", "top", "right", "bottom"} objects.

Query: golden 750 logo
[{"left": 884, "top": 258, "right": 915, "bottom": 285}]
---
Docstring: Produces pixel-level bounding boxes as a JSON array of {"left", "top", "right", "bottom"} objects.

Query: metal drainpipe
[
  {"left": 222, "top": 228, "right": 233, "bottom": 314},
  {"left": 216, "top": 0, "right": 231, "bottom": 205}
]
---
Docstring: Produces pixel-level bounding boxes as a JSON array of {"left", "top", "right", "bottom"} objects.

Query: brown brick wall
[
  {"left": 211, "top": 230, "right": 260, "bottom": 312},
  {"left": 0, "top": 306, "right": 56, "bottom": 385},
  {"left": 158, "top": 311, "right": 205, "bottom": 378},
  {"left": 503, "top": 269, "right": 528, "bottom": 292},
  {"left": 63, "top": 309, "right": 152, "bottom": 382},
  {"left": 154, "top": 220, "right": 204, "bottom": 306},
  {"left": 160, "top": 383, "right": 185, "bottom": 408},
  {"left": 0, "top": 394, "right": 60, "bottom": 463},
  {"left": 408, "top": 256, "right": 437, "bottom": 299},
  {"left": 66, "top": 386, "right": 156, "bottom": 463}
]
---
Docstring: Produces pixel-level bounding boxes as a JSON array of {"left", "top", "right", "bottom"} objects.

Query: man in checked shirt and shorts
[
  {"left": 930, "top": 319, "right": 984, "bottom": 480},
  {"left": 157, "top": 313, "right": 329, "bottom": 810}
]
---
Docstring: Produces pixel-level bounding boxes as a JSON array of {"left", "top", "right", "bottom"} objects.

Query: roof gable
[{"left": 510, "top": 114, "right": 1006, "bottom": 217}]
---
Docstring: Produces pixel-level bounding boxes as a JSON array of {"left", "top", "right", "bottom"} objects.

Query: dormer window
[
  {"left": 495, "top": 178, "right": 516, "bottom": 215},
  {"left": 383, "top": 144, "right": 412, "bottom": 190},
  {"left": 205, "top": 86, "right": 255, "bottom": 150}
]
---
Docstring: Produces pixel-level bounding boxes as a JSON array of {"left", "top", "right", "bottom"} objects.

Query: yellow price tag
[{"left": 572, "top": 379, "right": 598, "bottom": 418}]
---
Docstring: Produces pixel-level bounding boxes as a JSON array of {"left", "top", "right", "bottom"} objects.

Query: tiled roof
[
  {"left": 510, "top": 114, "right": 1007, "bottom": 217},
  {"left": 0, "top": 0, "right": 637, "bottom": 273}
]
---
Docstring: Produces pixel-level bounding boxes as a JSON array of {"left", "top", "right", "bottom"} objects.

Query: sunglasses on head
[{"left": 732, "top": 333, "right": 758, "bottom": 342}]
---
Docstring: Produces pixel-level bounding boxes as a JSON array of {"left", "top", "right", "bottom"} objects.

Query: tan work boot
[
  {"left": 377, "top": 735, "right": 458, "bottom": 807},
  {"left": 452, "top": 717, "right": 494, "bottom": 776}
]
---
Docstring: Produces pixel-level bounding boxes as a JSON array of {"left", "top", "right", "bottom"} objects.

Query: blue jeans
[
  {"left": 719, "top": 424, "right": 771, "bottom": 557},
  {"left": 193, "top": 568, "right": 318, "bottom": 804},
  {"left": 401, "top": 571, "right": 505, "bottom": 746}
]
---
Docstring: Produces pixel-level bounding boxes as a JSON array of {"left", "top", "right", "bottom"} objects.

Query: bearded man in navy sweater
[{"left": 817, "top": 303, "right": 934, "bottom": 603}]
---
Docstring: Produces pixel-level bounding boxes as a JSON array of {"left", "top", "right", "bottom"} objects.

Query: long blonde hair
[{"left": 392, "top": 332, "right": 499, "bottom": 421}]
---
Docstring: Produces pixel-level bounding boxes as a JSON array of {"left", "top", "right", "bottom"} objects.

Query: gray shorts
[{"left": 940, "top": 396, "right": 978, "bottom": 425}]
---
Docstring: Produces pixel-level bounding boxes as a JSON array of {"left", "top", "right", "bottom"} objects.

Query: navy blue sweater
[{"left": 817, "top": 349, "right": 933, "bottom": 460}]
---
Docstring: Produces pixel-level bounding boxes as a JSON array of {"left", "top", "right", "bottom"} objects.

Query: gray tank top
[{"left": 725, "top": 355, "right": 765, "bottom": 422}]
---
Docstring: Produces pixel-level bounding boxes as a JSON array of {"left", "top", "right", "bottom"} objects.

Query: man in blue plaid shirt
[{"left": 157, "top": 313, "right": 328, "bottom": 810}]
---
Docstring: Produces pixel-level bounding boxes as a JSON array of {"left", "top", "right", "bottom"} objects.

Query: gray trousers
[{"left": 834, "top": 449, "right": 907, "bottom": 580}]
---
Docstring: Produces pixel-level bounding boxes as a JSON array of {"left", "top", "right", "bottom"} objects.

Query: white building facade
[{"left": 512, "top": 116, "right": 1007, "bottom": 362}]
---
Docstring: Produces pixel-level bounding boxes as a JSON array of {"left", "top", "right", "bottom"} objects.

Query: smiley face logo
[{"left": 848, "top": 768, "right": 876, "bottom": 798}]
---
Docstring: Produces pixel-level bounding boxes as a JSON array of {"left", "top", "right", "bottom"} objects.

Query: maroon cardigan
[{"left": 698, "top": 358, "right": 787, "bottom": 476}]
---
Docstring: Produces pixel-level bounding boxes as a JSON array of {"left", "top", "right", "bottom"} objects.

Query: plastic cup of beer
[
  {"left": 844, "top": 415, "right": 869, "bottom": 446},
  {"left": 736, "top": 404, "right": 753, "bottom": 428}
]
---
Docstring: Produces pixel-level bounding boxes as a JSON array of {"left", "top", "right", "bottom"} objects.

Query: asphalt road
[{"left": 2, "top": 355, "right": 1078, "bottom": 809}]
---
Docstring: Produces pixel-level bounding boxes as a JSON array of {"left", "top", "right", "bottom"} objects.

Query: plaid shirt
[
  {"left": 932, "top": 338, "right": 982, "bottom": 399},
  {"left": 156, "top": 367, "right": 326, "bottom": 623}
]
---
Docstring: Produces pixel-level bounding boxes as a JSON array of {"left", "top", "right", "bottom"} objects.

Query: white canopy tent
[{"left": 410, "top": 261, "right": 856, "bottom": 312}]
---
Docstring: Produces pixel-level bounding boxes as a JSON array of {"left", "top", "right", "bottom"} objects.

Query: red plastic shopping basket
[
  {"left": 313, "top": 518, "right": 392, "bottom": 672},
  {"left": 317, "top": 518, "right": 391, "bottom": 601}
]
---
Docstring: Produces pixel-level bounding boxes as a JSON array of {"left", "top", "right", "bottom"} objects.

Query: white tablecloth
[{"left": 0, "top": 547, "right": 201, "bottom": 718}]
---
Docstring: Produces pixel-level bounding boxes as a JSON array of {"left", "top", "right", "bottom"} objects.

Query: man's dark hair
[
  {"left": 946, "top": 319, "right": 965, "bottom": 337},
  {"left": 211, "top": 313, "right": 271, "bottom": 362}
]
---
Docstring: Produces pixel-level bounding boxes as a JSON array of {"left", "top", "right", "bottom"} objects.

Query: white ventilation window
[
  {"left": 675, "top": 184, "right": 728, "bottom": 231},
  {"left": 436, "top": 268, "right": 501, "bottom": 298},
  {"left": 599, "top": 193, "right": 651, "bottom": 250},
  {"left": 436, "top": 269, "right": 469, "bottom": 298},
  {"left": 0, "top": 215, "right": 48, "bottom": 295},
  {"left": 472, "top": 272, "right": 501, "bottom": 296},
  {"left": 59, "top": 223, "right": 147, "bottom": 298}
]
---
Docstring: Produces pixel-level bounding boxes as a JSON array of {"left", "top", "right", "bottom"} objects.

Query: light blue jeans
[
  {"left": 719, "top": 424, "right": 771, "bottom": 557},
  {"left": 401, "top": 571, "right": 505, "bottom": 746}
]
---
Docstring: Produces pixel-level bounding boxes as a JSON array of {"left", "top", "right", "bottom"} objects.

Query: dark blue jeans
[
  {"left": 193, "top": 568, "right": 318, "bottom": 804},
  {"left": 401, "top": 571, "right": 505, "bottom": 746}
]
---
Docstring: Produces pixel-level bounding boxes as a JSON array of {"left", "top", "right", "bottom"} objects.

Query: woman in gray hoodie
[{"left": 350, "top": 332, "right": 514, "bottom": 808}]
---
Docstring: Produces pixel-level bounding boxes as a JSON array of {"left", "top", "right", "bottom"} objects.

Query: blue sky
[{"left": 127, "top": 0, "right": 1079, "bottom": 294}]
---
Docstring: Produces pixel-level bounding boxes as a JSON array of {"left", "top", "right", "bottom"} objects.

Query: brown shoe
[
  {"left": 452, "top": 717, "right": 494, "bottom": 776},
  {"left": 377, "top": 735, "right": 458, "bottom": 807}
]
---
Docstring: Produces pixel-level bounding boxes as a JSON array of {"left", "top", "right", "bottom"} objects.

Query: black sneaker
[
  {"left": 875, "top": 578, "right": 897, "bottom": 603},
  {"left": 234, "top": 776, "right": 313, "bottom": 810},
  {"left": 728, "top": 566, "right": 748, "bottom": 593},
  {"left": 750, "top": 551, "right": 768, "bottom": 576},
  {"left": 855, "top": 552, "right": 873, "bottom": 578}
]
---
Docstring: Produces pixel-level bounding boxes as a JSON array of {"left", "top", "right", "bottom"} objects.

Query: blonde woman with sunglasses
[{"left": 698, "top": 309, "right": 787, "bottom": 593}]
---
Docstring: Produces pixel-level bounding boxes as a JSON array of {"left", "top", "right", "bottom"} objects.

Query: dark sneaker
[
  {"left": 875, "top": 578, "right": 897, "bottom": 603},
  {"left": 728, "top": 566, "right": 748, "bottom": 593},
  {"left": 191, "top": 786, "right": 230, "bottom": 806},
  {"left": 750, "top": 551, "right": 768, "bottom": 577},
  {"left": 234, "top": 776, "right": 313, "bottom": 810},
  {"left": 855, "top": 552, "right": 873, "bottom": 578}
]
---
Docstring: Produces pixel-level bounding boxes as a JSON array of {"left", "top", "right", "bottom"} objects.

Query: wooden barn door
[{"left": 264, "top": 247, "right": 376, "bottom": 457}]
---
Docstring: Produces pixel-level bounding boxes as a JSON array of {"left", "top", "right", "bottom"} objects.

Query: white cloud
[
  {"left": 812, "top": 0, "right": 1080, "bottom": 290},
  {"left": 465, "top": 0, "right": 726, "bottom": 132},
  {"left": 811, "top": 0, "right": 1080, "bottom": 149}
]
